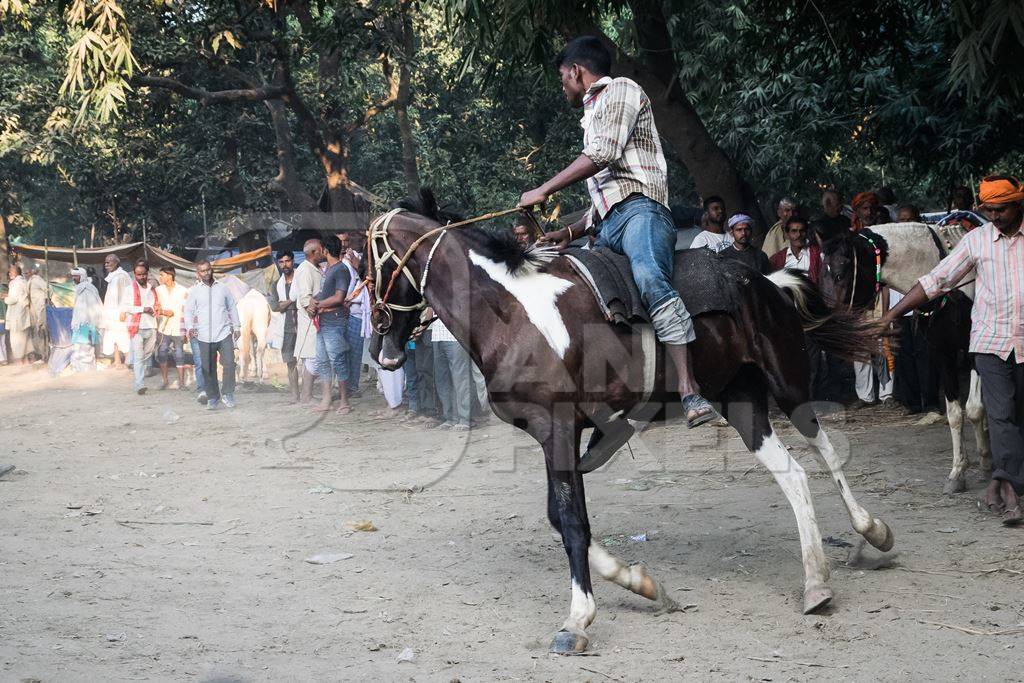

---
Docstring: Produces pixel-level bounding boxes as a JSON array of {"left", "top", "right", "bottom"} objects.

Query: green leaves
[{"left": 58, "top": 0, "right": 139, "bottom": 123}]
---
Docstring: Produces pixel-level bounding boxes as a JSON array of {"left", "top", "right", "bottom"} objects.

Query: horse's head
[
  {"left": 367, "top": 189, "right": 458, "bottom": 370},
  {"left": 819, "top": 229, "right": 888, "bottom": 310}
]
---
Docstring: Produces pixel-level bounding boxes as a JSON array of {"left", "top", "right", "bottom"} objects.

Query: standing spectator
[
  {"left": 125, "top": 260, "right": 159, "bottom": 396},
  {"left": 877, "top": 186, "right": 898, "bottom": 222},
  {"left": 690, "top": 195, "right": 731, "bottom": 251},
  {"left": 813, "top": 189, "right": 853, "bottom": 243},
  {"left": 512, "top": 222, "right": 533, "bottom": 249},
  {"left": 760, "top": 197, "right": 796, "bottom": 256},
  {"left": 269, "top": 251, "right": 300, "bottom": 401},
  {"left": 406, "top": 309, "right": 439, "bottom": 423},
  {"left": 719, "top": 214, "right": 769, "bottom": 273},
  {"left": 882, "top": 175, "right": 1024, "bottom": 525},
  {"left": 341, "top": 232, "right": 368, "bottom": 397},
  {"left": 308, "top": 235, "right": 351, "bottom": 415},
  {"left": 949, "top": 185, "right": 974, "bottom": 211},
  {"left": 101, "top": 254, "right": 132, "bottom": 368},
  {"left": 4, "top": 265, "right": 31, "bottom": 364},
  {"left": 155, "top": 266, "right": 188, "bottom": 390},
  {"left": 26, "top": 264, "right": 48, "bottom": 361},
  {"left": 69, "top": 267, "right": 102, "bottom": 372},
  {"left": 897, "top": 204, "right": 923, "bottom": 223},
  {"left": 432, "top": 315, "right": 473, "bottom": 431},
  {"left": 185, "top": 260, "right": 240, "bottom": 410},
  {"left": 293, "top": 239, "right": 325, "bottom": 404},
  {"left": 851, "top": 191, "right": 880, "bottom": 232},
  {"left": 769, "top": 215, "right": 822, "bottom": 283}
]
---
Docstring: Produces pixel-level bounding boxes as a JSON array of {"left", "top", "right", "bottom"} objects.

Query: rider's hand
[
  {"left": 518, "top": 187, "right": 548, "bottom": 209},
  {"left": 537, "top": 228, "right": 571, "bottom": 249}
]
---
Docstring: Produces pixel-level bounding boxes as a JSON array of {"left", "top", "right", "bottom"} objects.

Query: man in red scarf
[
  {"left": 850, "top": 191, "right": 880, "bottom": 232},
  {"left": 124, "top": 260, "right": 159, "bottom": 395}
]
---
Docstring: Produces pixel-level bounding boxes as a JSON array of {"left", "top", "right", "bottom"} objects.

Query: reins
[{"left": 365, "top": 205, "right": 541, "bottom": 333}]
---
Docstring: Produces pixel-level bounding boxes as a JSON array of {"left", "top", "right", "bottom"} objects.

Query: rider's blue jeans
[{"left": 594, "top": 195, "right": 695, "bottom": 344}]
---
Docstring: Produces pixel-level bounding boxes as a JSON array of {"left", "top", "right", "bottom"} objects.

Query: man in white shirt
[
  {"left": 430, "top": 312, "right": 473, "bottom": 431},
  {"left": 124, "top": 260, "right": 159, "bottom": 395},
  {"left": 185, "top": 260, "right": 240, "bottom": 410},
  {"left": 155, "top": 265, "right": 189, "bottom": 390},
  {"left": 101, "top": 254, "right": 132, "bottom": 368},
  {"left": 26, "top": 264, "right": 48, "bottom": 360},
  {"left": 4, "top": 264, "right": 32, "bottom": 364},
  {"left": 293, "top": 239, "right": 325, "bottom": 404}
]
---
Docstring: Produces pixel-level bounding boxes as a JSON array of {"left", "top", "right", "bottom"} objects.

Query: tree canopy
[{"left": 1, "top": 0, "right": 1022, "bottom": 255}]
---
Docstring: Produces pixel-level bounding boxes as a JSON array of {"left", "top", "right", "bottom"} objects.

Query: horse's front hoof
[
  {"left": 802, "top": 584, "right": 833, "bottom": 614},
  {"left": 550, "top": 629, "right": 589, "bottom": 654},
  {"left": 943, "top": 477, "right": 967, "bottom": 495},
  {"left": 864, "top": 519, "right": 895, "bottom": 552}
]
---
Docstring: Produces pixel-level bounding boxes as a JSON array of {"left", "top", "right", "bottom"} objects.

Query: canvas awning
[{"left": 13, "top": 242, "right": 271, "bottom": 273}]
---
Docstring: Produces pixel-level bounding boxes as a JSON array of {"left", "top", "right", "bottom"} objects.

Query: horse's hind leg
[
  {"left": 722, "top": 372, "right": 832, "bottom": 614},
  {"left": 966, "top": 369, "right": 991, "bottom": 478},
  {"left": 782, "top": 400, "right": 894, "bottom": 553}
]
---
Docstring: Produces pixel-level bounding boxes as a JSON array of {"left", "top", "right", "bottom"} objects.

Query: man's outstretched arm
[{"left": 518, "top": 154, "right": 601, "bottom": 208}]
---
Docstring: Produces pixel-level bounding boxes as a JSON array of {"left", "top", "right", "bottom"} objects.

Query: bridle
[{"left": 363, "top": 205, "right": 529, "bottom": 334}]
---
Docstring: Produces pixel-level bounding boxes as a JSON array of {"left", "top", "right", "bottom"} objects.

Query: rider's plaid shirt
[
  {"left": 919, "top": 221, "right": 1024, "bottom": 362},
  {"left": 581, "top": 77, "right": 669, "bottom": 227}
]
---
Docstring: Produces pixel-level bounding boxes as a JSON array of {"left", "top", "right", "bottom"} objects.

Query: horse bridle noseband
[{"left": 364, "top": 205, "right": 532, "bottom": 334}]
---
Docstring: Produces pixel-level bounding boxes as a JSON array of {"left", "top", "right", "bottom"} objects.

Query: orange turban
[
  {"left": 851, "top": 191, "right": 879, "bottom": 209},
  {"left": 978, "top": 176, "right": 1024, "bottom": 205}
]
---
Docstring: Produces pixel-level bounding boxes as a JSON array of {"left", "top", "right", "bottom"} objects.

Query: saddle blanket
[{"left": 562, "top": 246, "right": 752, "bottom": 326}]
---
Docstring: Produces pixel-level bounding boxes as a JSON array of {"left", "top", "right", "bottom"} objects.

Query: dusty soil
[{"left": 1, "top": 362, "right": 1022, "bottom": 682}]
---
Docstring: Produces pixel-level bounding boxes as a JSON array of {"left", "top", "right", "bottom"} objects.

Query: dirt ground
[{"left": 1, "top": 361, "right": 1022, "bottom": 682}]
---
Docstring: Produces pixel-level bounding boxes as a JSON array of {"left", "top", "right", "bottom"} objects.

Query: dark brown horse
[
  {"left": 367, "top": 193, "right": 893, "bottom": 654},
  {"left": 819, "top": 224, "right": 991, "bottom": 493}
]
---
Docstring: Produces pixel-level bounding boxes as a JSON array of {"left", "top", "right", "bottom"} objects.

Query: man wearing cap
[
  {"left": 882, "top": 175, "right": 1024, "bottom": 526},
  {"left": 719, "top": 214, "right": 769, "bottom": 274},
  {"left": 851, "top": 191, "right": 880, "bottom": 232},
  {"left": 69, "top": 267, "right": 103, "bottom": 372},
  {"left": 519, "top": 36, "right": 715, "bottom": 428}
]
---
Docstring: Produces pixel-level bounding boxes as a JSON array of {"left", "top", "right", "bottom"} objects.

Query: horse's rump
[{"left": 561, "top": 246, "right": 749, "bottom": 328}]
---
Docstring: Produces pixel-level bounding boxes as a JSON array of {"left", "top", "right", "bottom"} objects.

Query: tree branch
[{"left": 133, "top": 75, "right": 287, "bottom": 105}]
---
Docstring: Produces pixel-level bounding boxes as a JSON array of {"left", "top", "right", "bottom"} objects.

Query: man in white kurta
[
  {"left": 101, "top": 254, "right": 132, "bottom": 366},
  {"left": 26, "top": 265, "right": 48, "bottom": 359},
  {"left": 4, "top": 265, "right": 32, "bottom": 363},
  {"left": 292, "top": 239, "right": 325, "bottom": 403}
]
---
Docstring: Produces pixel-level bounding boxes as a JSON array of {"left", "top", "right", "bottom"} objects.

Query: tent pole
[
  {"left": 44, "top": 239, "right": 50, "bottom": 285},
  {"left": 73, "top": 245, "right": 78, "bottom": 268}
]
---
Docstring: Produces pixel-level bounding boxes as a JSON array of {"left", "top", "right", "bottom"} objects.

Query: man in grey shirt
[{"left": 184, "top": 260, "right": 240, "bottom": 410}]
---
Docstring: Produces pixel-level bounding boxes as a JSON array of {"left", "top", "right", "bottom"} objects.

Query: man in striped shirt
[
  {"left": 882, "top": 175, "right": 1024, "bottom": 525},
  {"left": 519, "top": 36, "right": 714, "bottom": 428}
]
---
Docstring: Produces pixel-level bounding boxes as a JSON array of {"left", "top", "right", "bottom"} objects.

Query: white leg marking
[
  {"left": 564, "top": 580, "right": 596, "bottom": 633},
  {"left": 806, "top": 428, "right": 877, "bottom": 537},
  {"left": 965, "top": 370, "right": 991, "bottom": 473},
  {"left": 946, "top": 397, "right": 966, "bottom": 482},
  {"left": 755, "top": 431, "right": 829, "bottom": 589},
  {"left": 468, "top": 250, "right": 573, "bottom": 358}
]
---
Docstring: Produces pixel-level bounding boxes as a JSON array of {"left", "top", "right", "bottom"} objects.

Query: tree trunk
[
  {"left": 0, "top": 212, "right": 10, "bottom": 282},
  {"left": 395, "top": 1, "right": 420, "bottom": 197},
  {"left": 591, "top": 4, "right": 767, "bottom": 234}
]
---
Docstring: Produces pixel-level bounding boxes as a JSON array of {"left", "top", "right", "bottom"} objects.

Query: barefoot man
[
  {"left": 882, "top": 175, "right": 1024, "bottom": 526},
  {"left": 519, "top": 35, "right": 715, "bottom": 428}
]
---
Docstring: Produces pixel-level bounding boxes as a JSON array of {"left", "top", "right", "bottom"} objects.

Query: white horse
[
  {"left": 221, "top": 275, "right": 272, "bottom": 383},
  {"left": 828, "top": 222, "right": 991, "bottom": 493}
]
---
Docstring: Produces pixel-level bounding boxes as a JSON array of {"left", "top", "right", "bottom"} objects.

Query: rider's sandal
[
  {"left": 1002, "top": 505, "right": 1023, "bottom": 527},
  {"left": 682, "top": 394, "right": 717, "bottom": 429}
]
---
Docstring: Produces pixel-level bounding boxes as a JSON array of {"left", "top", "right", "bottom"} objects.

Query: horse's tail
[{"left": 766, "top": 269, "right": 886, "bottom": 363}]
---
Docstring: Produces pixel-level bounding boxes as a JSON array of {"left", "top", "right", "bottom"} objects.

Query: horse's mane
[{"left": 393, "top": 188, "right": 557, "bottom": 276}]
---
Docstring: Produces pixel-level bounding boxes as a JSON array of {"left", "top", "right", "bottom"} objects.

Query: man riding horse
[{"left": 517, "top": 36, "right": 716, "bottom": 429}]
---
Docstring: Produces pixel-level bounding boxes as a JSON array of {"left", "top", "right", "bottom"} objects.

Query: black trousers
[
  {"left": 894, "top": 318, "right": 940, "bottom": 412},
  {"left": 974, "top": 351, "right": 1024, "bottom": 489},
  {"left": 198, "top": 335, "right": 236, "bottom": 402}
]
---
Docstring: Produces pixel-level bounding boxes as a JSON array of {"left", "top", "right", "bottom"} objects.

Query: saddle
[{"left": 562, "top": 246, "right": 751, "bottom": 327}]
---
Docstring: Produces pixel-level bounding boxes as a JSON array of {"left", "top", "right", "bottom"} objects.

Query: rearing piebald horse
[{"left": 367, "top": 192, "right": 893, "bottom": 654}]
